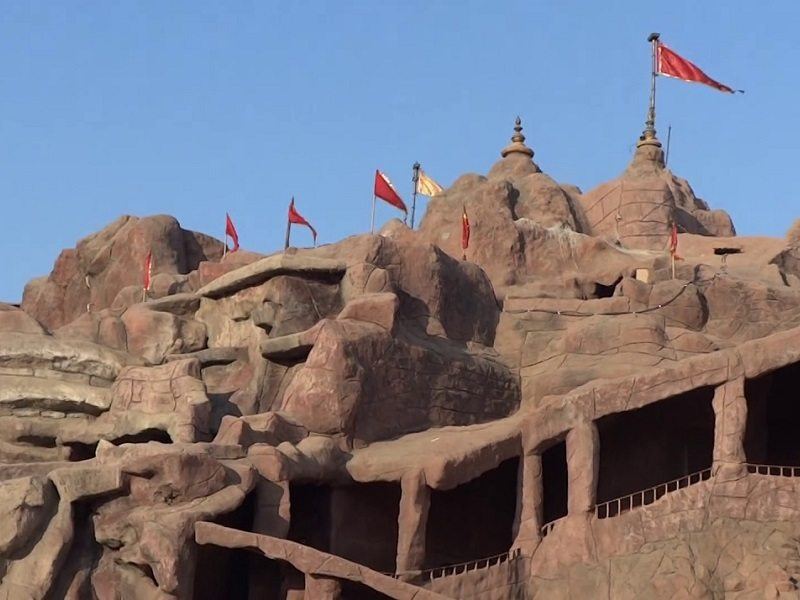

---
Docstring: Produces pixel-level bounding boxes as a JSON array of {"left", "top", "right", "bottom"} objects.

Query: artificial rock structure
[{"left": 2, "top": 120, "right": 800, "bottom": 599}]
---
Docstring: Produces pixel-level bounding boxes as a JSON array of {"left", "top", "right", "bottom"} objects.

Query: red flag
[
  {"left": 374, "top": 170, "right": 407, "bottom": 212},
  {"left": 657, "top": 42, "right": 740, "bottom": 94},
  {"left": 461, "top": 205, "right": 471, "bottom": 251},
  {"left": 288, "top": 198, "right": 317, "bottom": 243},
  {"left": 669, "top": 221, "right": 683, "bottom": 261},
  {"left": 669, "top": 221, "right": 678, "bottom": 254},
  {"left": 143, "top": 250, "right": 153, "bottom": 291},
  {"left": 225, "top": 213, "right": 239, "bottom": 252}
]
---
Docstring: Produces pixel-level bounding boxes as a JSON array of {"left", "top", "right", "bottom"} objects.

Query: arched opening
[
  {"left": 423, "top": 456, "right": 519, "bottom": 569},
  {"left": 745, "top": 363, "right": 800, "bottom": 466},
  {"left": 597, "top": 386, "right": 715, "bottom": 506}
]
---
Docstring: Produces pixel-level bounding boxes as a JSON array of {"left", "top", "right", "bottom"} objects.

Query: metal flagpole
[
  {"left": 642, "top": 32, "right": 660, "bottom": 142},
  {"left": 370, "top": 194, "right": 376, "bottom": 234},
  {"left": 223, "top": 222, "right": 228, "bottom": 259},
  {"left": 665, "top": 125, "right": 672, "bottom": 165},
  {"left": 410, "top": 162, "right": 420, "bottom": 229},
  {"left": 284, "top": 217, "right": 291, "bottom": 251}
]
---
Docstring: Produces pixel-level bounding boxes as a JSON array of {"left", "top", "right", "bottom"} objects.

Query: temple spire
[{"left": 501, "top": 116, "right": 535, "bottom": 158}]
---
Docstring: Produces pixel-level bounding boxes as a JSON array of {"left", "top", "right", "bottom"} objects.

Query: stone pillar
[
  {"left": 712, "top": 376, "right": 748, "bottom": 479},
  {"left": 512, "top": 451, "right": 543, "bottom": 549},
  {"left": 395, "top": 469, "right": 430, "bottom": 576},
  {"left": 566, "top": 421, "right": 599, "bottom": 515},
  {"left": 304, "top": 574, "right": 341, "bottom": 599}
]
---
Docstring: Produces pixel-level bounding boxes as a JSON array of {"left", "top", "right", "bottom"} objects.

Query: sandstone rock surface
[{"left": 5, "top": 121, "right": 800, "bottom": 600}]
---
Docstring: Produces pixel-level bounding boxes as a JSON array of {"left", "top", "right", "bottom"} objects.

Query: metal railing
[
  {"left": 746, "top": 463, "right": 800, "bottom": 477},
  {"left": 595, "top": 467, "right": 712, "bottom": 519},
  {"left": 540, "top": 516, "right": 565, "bottom": 538},
  {"left": 419, "top": 547, "right": 523, "bottom": 582}
]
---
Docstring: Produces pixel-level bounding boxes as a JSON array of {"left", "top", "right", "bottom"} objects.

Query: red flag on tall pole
[
  {"left": 657, "top": 42, "right": 741, "bottom": 94},
  {"left": 142, "top": 250, "right": 152, "bottom": 301},
  {"left": 668, "top": 221, "right": 682, "bottom": 279},
  {"left": 286, "top": 198, "right": 317, "bottom": 248},
  {"left": 640, "top": 33, "right": 741, "bottom": 146},
  {"left": 669, "top": 221, "right": 679, "bottom": 255},
  {"left": 225, "top": 213, "right": 240, "bottom": 253},
  {"left": 371, "top": 170, "right": 407, "bottom": 234},
  {"left": 374, "top": 170, "right": 407, "bottom": 211},
  {"left": 461, "top": 205, "right": 470, "bottom": 261}
]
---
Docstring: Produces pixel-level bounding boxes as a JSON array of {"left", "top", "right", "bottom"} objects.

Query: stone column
[
  {"left": 712, "top": 376, "right": 748, "bottom": 479},
  {"left": 512, "top": 451, "right": 543, "bottom": 549},
  {"left": 395, "top": 469, "right": 430, "bottom": 576},
  {"left": 566, "top": 421, "right": 599, "bottom": 515},
  {"left": 304, "top": 574, "right": 341, "bottom": 599}
]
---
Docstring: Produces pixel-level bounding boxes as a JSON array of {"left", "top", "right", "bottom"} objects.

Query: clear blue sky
[{"left": 1, "top": 1, "right": 797, "bottom": 302}]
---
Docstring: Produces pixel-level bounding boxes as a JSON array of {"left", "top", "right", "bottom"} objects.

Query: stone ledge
[{"left": 197, "top": 254, "right": 346, "bottom": 299}]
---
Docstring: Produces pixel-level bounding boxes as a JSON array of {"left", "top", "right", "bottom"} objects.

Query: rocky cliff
[{"left": 1, "top": 120, "right": 799, "bottom": 599}]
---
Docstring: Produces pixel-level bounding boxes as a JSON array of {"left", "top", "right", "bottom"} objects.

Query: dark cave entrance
[
  {"left": 329, "top": 482, "right": 401, "bottom": 573},
  {"left": 423, "top": 456, "right": 519, "bottom": 569},
  {"left": 745, "top": 363, "right": 800, "bottom": 466},
  {"left": 287, "top": 483, "right": 332, "bottom": 553},
  {"left": 195, "top": 548, "right": 284, "bottom": 600},
  {"left": 288, "top": 481, "right": 401, "bottom": 574},
  {"left": 340, "top": 580, "right": 393, "bottom": 600},
  {"left": 541, "top": 440, "right": 568, "bottom": 524},
  {"left": 193, "top": 491, "right": 260, "bottom": 600},
  {"left": 596, "top": 386, "right": 715, "bottom": 505}
]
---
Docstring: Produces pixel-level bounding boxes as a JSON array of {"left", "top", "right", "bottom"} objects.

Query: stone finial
[
  {"left": 636, "top": 132, "right": 662, "bottom": 149},
  {"left": 628, "top": 134, "right": 666, "bottom": 174},
  {"left": 501, "top": 116, "right": 535, "bottom": 158}
]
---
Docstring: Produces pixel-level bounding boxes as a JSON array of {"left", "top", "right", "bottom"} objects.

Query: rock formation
[
  {"left": 2, "top": 119, "right": 800, "bottom": 599},
  {"left": 581, "top": 136, "right": 735, "bottom": 251}
]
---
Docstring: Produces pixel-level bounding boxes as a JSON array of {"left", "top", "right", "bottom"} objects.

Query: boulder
[{"left": 22, "top": 215, "right": 224, "bottom": 331}]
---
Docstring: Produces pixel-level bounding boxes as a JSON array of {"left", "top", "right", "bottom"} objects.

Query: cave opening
[
  {"left": 329, "top": 482, "right": 401, "bottom": 573},
  {"left": 193, "top": 490, "right": 257, "bottom": 600},
  {"left": 596, "top": 386, "right": 715, "bottom": 506},
  {"left": 66, "top": 441, "right": 99, "bottom": 461},
  {"left": 541, "top": 440, "right": 568, "bottom": 524},
  {"left": 288, "top": 481, "right": 401, "bottom": 574},
  {"left": 745, "top": 364, "right": 800, "bottom": 466},
  {"left": 111, "top": 428, "right": 173, "bottom": 445},
  {"left": 593, "top": 277, "right": 623, "bottom": 299},
  {"left": 423, "top": 456, "right": 519, "bottom": 569},
  {"left": 287, "top": 483, "right": 332, "bottom": 553},
  {"left": 340, "top": 580, "right": 393, "bottom": 600}
]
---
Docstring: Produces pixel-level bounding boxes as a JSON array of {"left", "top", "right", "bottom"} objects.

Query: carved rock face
[
  {"left": 581, "top": 142, "right": 736, "bottom": 251},
  {"left": 0, "top": 157, "right": 797, "bottom": 600}
]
